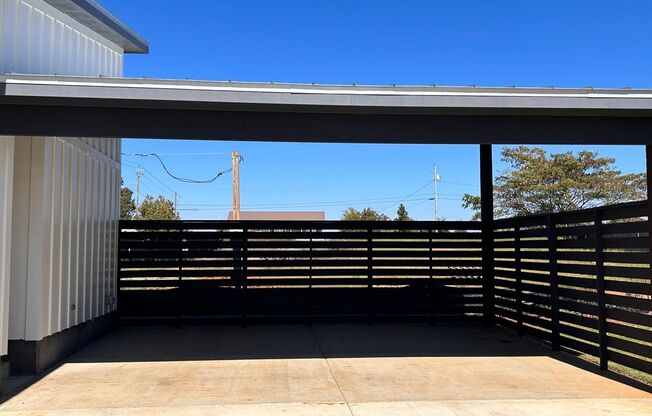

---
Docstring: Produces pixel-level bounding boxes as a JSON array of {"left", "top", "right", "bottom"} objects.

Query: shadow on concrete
[
  {"left": 66, "top": 323, "right": 545, "bottom": 363},
  {"left": 62, "top": 323, "right": 652, "bottom": 394}
]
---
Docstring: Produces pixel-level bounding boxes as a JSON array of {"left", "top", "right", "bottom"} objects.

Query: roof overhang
[
  {"left": 1, "top": 75, "right": 652, "bottom": 145},
  {"left": 3, "top": 75, "right": 652, "bottom": 115},
  {"left": 44, "top": 0, "right": 148, "bottom": 53}
]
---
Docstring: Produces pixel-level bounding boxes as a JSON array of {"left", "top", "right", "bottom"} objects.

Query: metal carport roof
[{"left": 1, "top": 74, "right": 652, "bottom": 144}]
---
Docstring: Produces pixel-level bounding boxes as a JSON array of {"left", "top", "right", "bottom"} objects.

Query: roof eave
[{"left": 44, "top": 0, "right": 149, "bottom": 54}]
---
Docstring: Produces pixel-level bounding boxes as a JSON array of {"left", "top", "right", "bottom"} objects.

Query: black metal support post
[{"left": 480, "top": 144, "right": 494, "bottom": 324}]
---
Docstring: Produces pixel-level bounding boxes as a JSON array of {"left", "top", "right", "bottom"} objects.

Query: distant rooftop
[
  {"left": 44, "top": 0, "right": 148, "bottom": 53},
  {"left": 227, "top": 211, "right": 326, "bottom": 221}
]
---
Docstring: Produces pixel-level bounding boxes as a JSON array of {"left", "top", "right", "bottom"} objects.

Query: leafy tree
[
  {"left": 120, "top": 186, "right": 137, "bottom": 220},
  {"left": 463, "top": 146, "right": 646, "bottom": 219},
  {"left": 341, "top": 207, "right": 390, "bottom": 221},
  {"left": 461, "top": 194, "right": 482, "bottom": 221},
  {"left": 395, "top": 204, "right": 413, "bottom": 221},
  {"left": 137, "top": 194, "right": 180, "bottom": 220}
]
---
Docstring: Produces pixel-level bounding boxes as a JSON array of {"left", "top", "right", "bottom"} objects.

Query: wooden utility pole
[{"left": 232, "top": 151, "right": 241, "bottom": 220}]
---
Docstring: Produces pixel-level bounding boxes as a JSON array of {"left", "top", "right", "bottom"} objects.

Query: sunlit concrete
[{"left": 0, "top": 324, "right": 650, "bottom": 415}]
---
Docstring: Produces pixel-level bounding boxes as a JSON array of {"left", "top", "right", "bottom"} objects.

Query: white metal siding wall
[
  {"left": 0, "top": 137, "right": 14, "bottom": 356},
  {"left": 9, "top": 137, "right": 120, "bottom": 341},
  {"left": 0, "top": 0, "right": 123, "bottom": 76}
]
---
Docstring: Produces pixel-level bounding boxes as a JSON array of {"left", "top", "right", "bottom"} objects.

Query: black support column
[{"left": 480, "top": 144, "right": 494, "bottom": 324}]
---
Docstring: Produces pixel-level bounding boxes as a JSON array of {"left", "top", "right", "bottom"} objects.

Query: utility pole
[
  {"left": 173, "top": 192, "right": 178, "bottom": 216},
  {"left": 135, "top": 167, "right": 143, "bottom": 207},
  {"left": 232, "top": 151, "right": 241, "bottom": 220},
  {"left": 432, "top": 164, "right": 441, "bottom": 221}
]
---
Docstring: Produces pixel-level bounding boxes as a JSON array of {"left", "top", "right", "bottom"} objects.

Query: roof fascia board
[{"left": 2, "top": 76, "right": 652, "bottom": 116}]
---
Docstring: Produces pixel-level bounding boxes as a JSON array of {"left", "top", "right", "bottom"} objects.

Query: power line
[
  {"left": 245, "top": 179, "right": 437, "bottom": 193},
  {"left": 378, "top": 179, "right": 434, "bottom": 214},
  {"left": 128, "top": 152, "right": 229, "bottom": 156},
  {"left": 405, "top": 198, "right": 431, "bottom": 210},
  {"left": 440, "top": 180, "right": 479, "bottom": 188},
  {"left": 177, "top": 196, "right": 465, "bottom": 211},
  {"left": 178, "top": 192, "right": 437, "bottom": 208},
  {"left": 136, "top": 181, "right": 160, "bottom": 200},
  {"left": 122, "top": 160, "right": 178, "bottom": 195},
  {"left": 141, "top": 174, "right": 176, "bottom": 198},
  {"left": 122, "top": 153, "right": 234, "bottom": 184}
]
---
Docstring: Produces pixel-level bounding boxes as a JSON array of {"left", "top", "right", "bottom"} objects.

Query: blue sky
[{"left": 107, "top": 0, "right": 651, "bottom": 220}]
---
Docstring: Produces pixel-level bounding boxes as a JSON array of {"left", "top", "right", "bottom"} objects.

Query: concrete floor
[{"left": 0, "top": 324, "right": 650, "bottom": 415}]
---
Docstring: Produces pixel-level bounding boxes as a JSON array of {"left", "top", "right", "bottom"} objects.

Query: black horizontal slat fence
[
  {"left": 493, "top": 201, "right": 652, "bottom": 378},
  {"left": 118, "top": 220, "right": 483, "bottom": 324},
  {"left": 118, "top": 203, "right": 651, "bottom": 380}
]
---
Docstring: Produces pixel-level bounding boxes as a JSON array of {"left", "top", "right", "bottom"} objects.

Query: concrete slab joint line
[{"left": 309, "top": 325, "right": 354, "bottom": 416}]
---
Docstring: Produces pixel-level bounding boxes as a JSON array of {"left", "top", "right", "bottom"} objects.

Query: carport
[{"left": 0, "top": 75, "right": 651, "bottom": 414}]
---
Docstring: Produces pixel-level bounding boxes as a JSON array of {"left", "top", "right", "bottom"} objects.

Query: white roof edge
[
  {"left": 3, "top": 74, "right": 650, "bottom": 95},
  {"left": 2, "top": 74, "right": 652, "bottom": 113},
  {"left": 43, "top": 0, "right": 148, "bottom": 53}
]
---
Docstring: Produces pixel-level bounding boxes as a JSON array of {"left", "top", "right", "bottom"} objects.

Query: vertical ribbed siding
[
  {"left": 1, "top": 0, "right": 126, "bottom": 345},
  {"left": 9, "top": 137, "right": 120, "bottom": 341},
  {"left": 0, "top": 137, "right": 15, "bottom": 356},
  {"left": 0, "top": 0, "right": 123, "bottom": 76}
]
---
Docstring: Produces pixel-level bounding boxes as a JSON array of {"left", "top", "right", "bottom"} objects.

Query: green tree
[
  {"left": 341, "top": 207, "right": 390, "bottom": 221},
  {"left": 461, "top": 194, "right": 482, "bottom": 221},
  {"left": 462, "top": 146, "right": 646, "bottom": 219},
  {"left": 137, "top": 194, "right": 180, "bottom": 220},
  {"left": 120, "top": 186, "right": 137, "bottom": 220},
  {"left": 395, "top": 204, "right": 413, "bottom": 221}
]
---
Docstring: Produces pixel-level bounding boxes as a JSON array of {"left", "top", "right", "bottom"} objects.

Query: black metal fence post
[
  {"left": 367, "top": 227, "right": 374, "bottom": 325},
  {"left": 116, "top": 222, "right": 122, "bottom": 321},
  {"left": 514, "top": 222, "right": 523, "bottom": 336},
  {"left": 428, "top": 227, "right": 434, "bottom": 324},
  {"left": 594, "top": 210, "right": 608, "bottom": 370},
  {"left": 308, "top": 228, "right": 313, "bottom": 325},
  {"left": 177, "top": 223, "right": 183, "bottom": 328},
  {"left": 240, "top": 225, "right": 248, "bottom": 327},
  {"left": 547, "top": 215, "right": 560, "bottom": 351}
]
